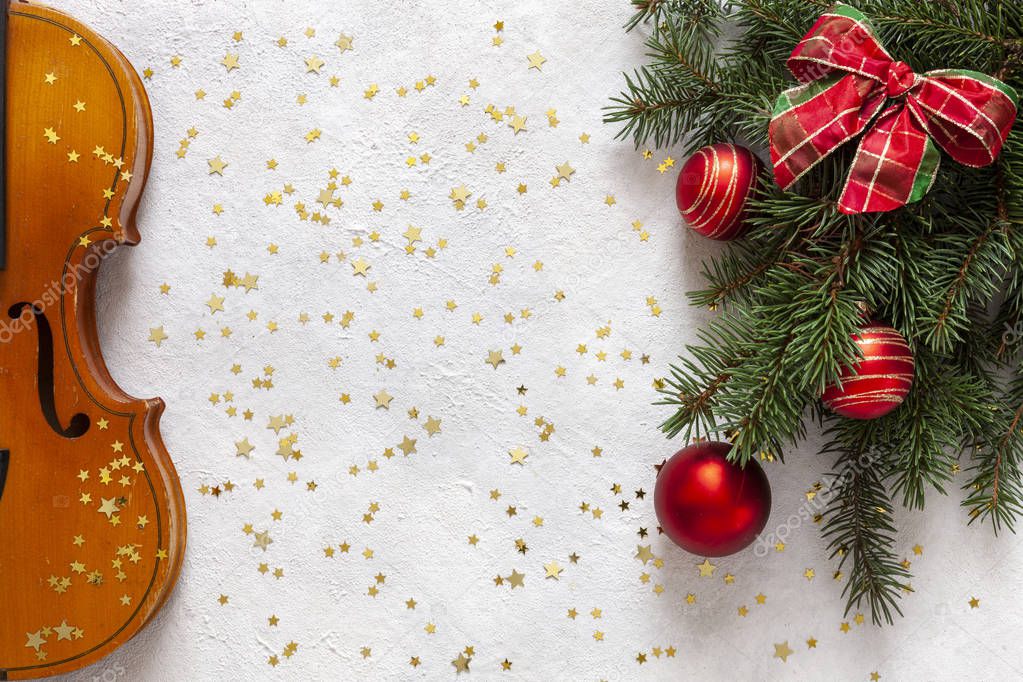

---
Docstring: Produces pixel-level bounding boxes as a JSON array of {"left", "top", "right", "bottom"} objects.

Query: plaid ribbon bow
[{"left": 769, "top": 4, "right": 1018, "bottom": 214}]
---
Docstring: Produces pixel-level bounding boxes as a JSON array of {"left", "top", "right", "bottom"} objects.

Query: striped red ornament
[
  {"left": 822, "top": 321, "right": 915, "bottom": 420},
  {"left": 675, "top": 143, "right": 760, "bottom": 240}
]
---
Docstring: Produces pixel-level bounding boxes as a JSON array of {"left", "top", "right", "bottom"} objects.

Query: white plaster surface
[{"left": 28, "top": 0, "right": 1023, "bottom": 680}]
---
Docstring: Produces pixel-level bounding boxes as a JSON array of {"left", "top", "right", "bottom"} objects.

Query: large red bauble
[
  {"left": 822, "top": 321, "right": 915, "bottom": 420},
  {"left": 675, "top": 143, "right": 760, "bottom": 240},
  {"left": 654, "top": 441, "right": 771, "bottom": 557}
]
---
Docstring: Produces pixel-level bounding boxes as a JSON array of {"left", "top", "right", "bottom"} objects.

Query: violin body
[{"left": 0, "top": 2, "right": 184, "bottom": 678}]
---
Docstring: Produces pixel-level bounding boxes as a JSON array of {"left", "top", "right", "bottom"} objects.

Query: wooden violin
[{"left": 0, "top": 1, "right": 185, "bottom": 678}]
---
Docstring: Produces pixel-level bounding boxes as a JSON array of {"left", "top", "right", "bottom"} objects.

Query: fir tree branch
[
  {"left": 995, "top": 133, "right": 1023, "bottom": 360},
  {"left": 920, "top": 209, "right": 1012, "bottom": 354},
  {"left": 658, "top": 316, "right": 753, "bottom": 442},
  {"left": 725, "top": 330, "right": 801, "bottom": 464},
  {"left": 821, "top": 419, "right": 911, "bottom": 626},
  {"left": 883, "top": 352, "right": 994, "bottom": 509},
  {"left": 929, "top": 223, "right": 996, "bottom": 351},
  {"left": 624, "top": 0, "right": 668, "bottom": 32},
  {"left": 691, "top": 253, "right": 775, "bottom": 309},
  {"left": 624, "top": 0, "right": 720, "bottom": 35},
  {"left": 963, "top": 390, "right": 1023, "bottom": 532},
  {"left": 991, "top": 403, "right": 1023, "bottom": 515},
  {"left": 606, "top": 3, "right": 726, "bottom": 148},
  {"left": 883, "top": 223, "right": 932, "bottom": 339},
  {"left": 865, "top": 0, "right": 1022, "bottom": 44},
  {"left": 738, "top": 0, "right": 822, "bottom": 54},
  {"left": 612, "top": 0, "right": 1023, "bottom": 625}
]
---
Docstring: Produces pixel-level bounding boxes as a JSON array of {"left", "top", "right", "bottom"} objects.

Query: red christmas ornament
[
  {"left": 822, "top": 321, "right": 915, "bottom": 420},
  {"left": 675, "top": 143, "right": 760, "bottom": 240},
  {"left": 654, "top": 441, "right": 771, "bottom": 557}
]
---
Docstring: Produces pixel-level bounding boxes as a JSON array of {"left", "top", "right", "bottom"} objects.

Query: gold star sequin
[
  {"left": 508, "top": 446, "right": 528, "bottom": 465},
  {"left": 148, "top": 326, "right": 168, "bottom": 347},
  {"left": 507, "top": 570, "right": 525, "bottom": 588},
  {"left": 351, "top": 257, "right": 371, "bottom": 276},
  {"left": 335, "top": 33, "right": 354, "bottom": 52},
  {"left": 206, "top": 294, "right": 225, "bottom": 314},
  {"left": 508, "top": 114, "right": 527, "bottom": 134},
  {"left": 235, "top": 438, "right": 255, "bottom": 458},
  {"left": 423, "top": 416, "right": 442, "bottom": 436},
  {"left": 208, "top": 155, "right": 228, "bottom": 175},
  {"left": 305, "top": 55, "right": 325, "bottom": 73},
  {"left": 253, "top": 530, "right": 272, "bottom": 551},
  {"left": 452, "top": 652, "right": 470, "bottom": 673},
  {"left": 774, "top": 642, "right": 794, "bottom": 662}
]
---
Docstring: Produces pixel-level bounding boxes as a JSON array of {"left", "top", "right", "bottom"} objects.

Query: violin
[{"left": 0, "top": 1, "right": 185, "bottom": 678}]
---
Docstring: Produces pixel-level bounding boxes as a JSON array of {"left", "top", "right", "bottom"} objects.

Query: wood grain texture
[{"left": 0, "top": 1, "right": 184, "bottom": 678}]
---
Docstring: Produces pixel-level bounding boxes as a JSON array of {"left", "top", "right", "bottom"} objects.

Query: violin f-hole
[
  {"left": 0, "top": 449, "right": 8, "bottom": 503},
  {"left": 8, "top": 302, "right": 90, "bottom": 439}
]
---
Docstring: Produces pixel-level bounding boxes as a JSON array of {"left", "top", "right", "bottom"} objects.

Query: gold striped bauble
[
  {"left": 822, "top": 321, "right": 915, "bottom": 420},
  {"left": 675, "top": 143, "right": 760, "bottom": 240}
]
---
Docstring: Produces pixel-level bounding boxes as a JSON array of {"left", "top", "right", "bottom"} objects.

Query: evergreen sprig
[
  {"left": 609, "top": 0, "right": 1023, "bottom": 624},
  {"left": 821, "top": 418, "right": 912, "bottom": 625}
]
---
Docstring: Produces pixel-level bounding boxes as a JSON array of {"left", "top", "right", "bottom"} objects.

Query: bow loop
[
  {"left": 786, "top": 4, "right": 892, "bottom": 84},
  {"left": 914, "top": 70, "right": 1018, "bottom": 167},
  {"left": 769, "top": 3, "right": 1018, "bottom": 214}
]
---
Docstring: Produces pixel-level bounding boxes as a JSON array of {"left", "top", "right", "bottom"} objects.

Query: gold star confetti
[
  {"left": 148, "top": 326, "right": 168, "bottom": 347},
  {"left": 207, "top": 155, "right": 228, "bottom": 175},
  {"left": 508, "top": 114, "right": 527, "bottom": 134},
  {"left": 305, "top": 55, "right": 325, "bottom": 73},
  {"left": 235, "top": 438, "right": 255, "bottom": 458},
  {"left": 526, "top": 51, "right": 546, "bottom": 70},
  {"left": 46, "top": 12, "right": 958, "bottom": 678},
  {"left": 773, "top": 642, "right": 794, "bottom": 663},
  {"left": 452, "top": 652, "right": 470, "bottom": 673},
  {"left": 335, "top": 32, "right": 354, "bottom": 52},
  {"left": 507, "top": 570, "right": 525, "bottom": 588},
  {"left": 221, "top": 52, "right": 240, "bottom": 71},
  {"left": 373, "top": 389, "right": 394, "bottom": 409}
]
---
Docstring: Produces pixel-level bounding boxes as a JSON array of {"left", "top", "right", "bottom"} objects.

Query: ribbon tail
[
  {"left": 839, "top": 105, "right": 940, "bottom": 214},
  {"left": 770, "top": 73, "right": 884, "bottom": 189}
]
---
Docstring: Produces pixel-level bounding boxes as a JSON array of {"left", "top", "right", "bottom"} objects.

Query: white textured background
[{"left": 37, "top": 0, "right": 1023, "bottom": 680}]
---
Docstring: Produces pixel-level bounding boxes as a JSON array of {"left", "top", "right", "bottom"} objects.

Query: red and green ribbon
[{"left": 769, "top": 3, "right": 1018, "bottom": 214}]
